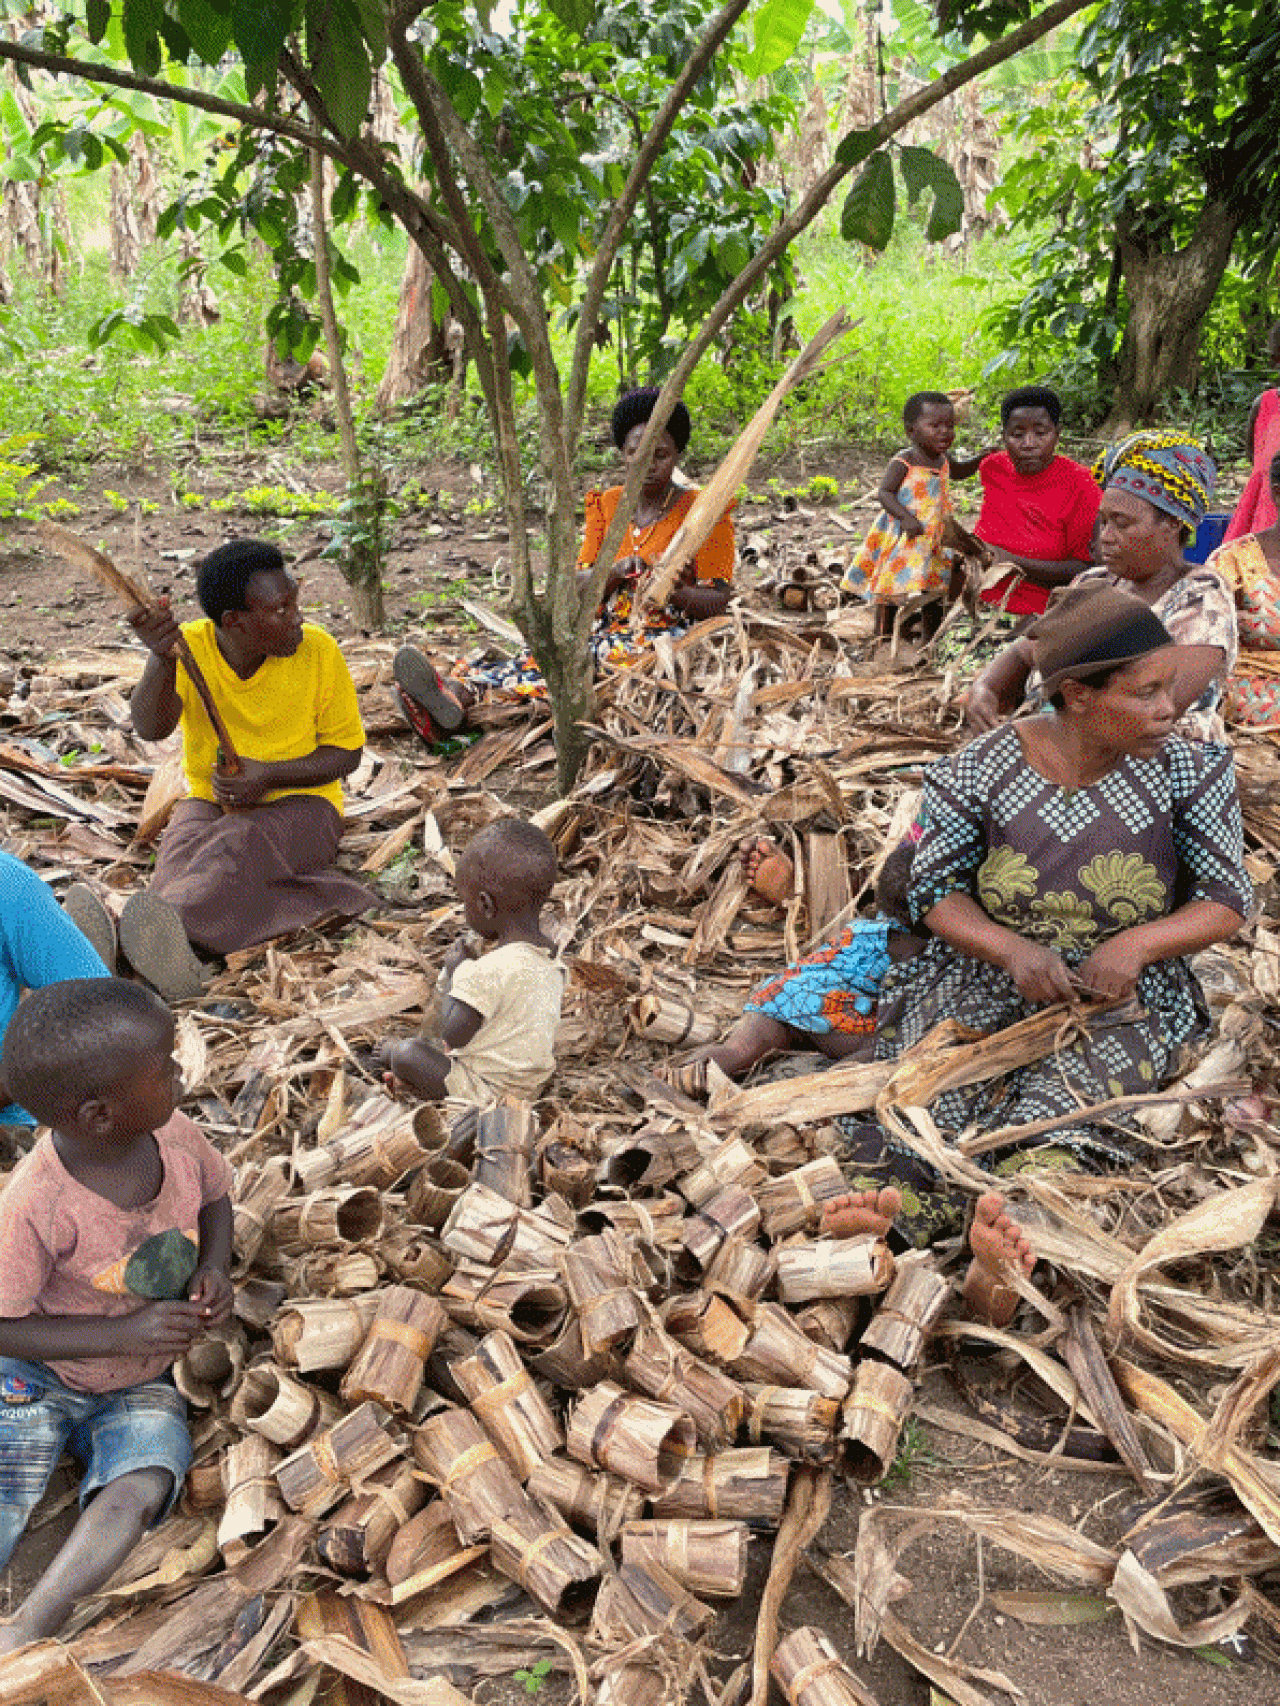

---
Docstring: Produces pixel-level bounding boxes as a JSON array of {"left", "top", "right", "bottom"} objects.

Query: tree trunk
[
  {"left": 374, "top": 225, "right": 455, "bottom": 413},
  {"left": 309, "top": 144, "right": 386, "bottom": 631},
  {"left": 1105, "top": 196, "right": 1242, "bottom": 434}
]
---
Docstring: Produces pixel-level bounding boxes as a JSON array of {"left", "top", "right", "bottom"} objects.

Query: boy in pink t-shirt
[{"left": 0, "top": 979, "right": 233, "bottom": 1655}]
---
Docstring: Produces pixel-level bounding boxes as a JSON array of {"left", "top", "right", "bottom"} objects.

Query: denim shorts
[{"left": 0, "top": 1357, "right": 191, "bottom": 1571}]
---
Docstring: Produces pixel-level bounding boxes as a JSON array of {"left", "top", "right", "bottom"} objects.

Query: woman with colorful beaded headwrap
[
  {"left": 388, "top": 387, "right": 735, "bottom": 749},
  {"left": 965, "top": 429, "right": 1236, "bottom": 744}
]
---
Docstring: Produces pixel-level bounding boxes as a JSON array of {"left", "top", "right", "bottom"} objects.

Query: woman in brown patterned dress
[{"left": 849, "top": 585, "right": 1252, "bottom": 1240}]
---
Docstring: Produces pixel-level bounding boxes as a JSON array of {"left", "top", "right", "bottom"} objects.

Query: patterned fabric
[
  {"left": 976, "top": 452, "right": 1101, "bottom": 617},
  {"left": 464, "top": 484, "right": 735, "bottom": 700},
  {"left": 872, "top": 727, "right": 1251, "bottom": 1166},
  {"left": 1224, "top": 389, "right": 1280, "bottom": 543},
  {"left": 1209, "top": 535, "right": 1280, "bottom": 728},
  {"left": 844, "top": 460, "right": 952, "bottom": 604},
  {"left": 1025, "top": 565, "right": 1237, "bottom": 744},
  {"left": 745, "top": 917, "right": 894, "bottom": 1037},
  {"left": 1093, "top": 430, "right": 1216, "bottom": 532}
]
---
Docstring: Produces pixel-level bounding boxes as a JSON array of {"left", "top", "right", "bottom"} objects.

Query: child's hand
[
  {"left": 188, "top": 1265, "right": 235, "bottom": 1327},
  {"left": 902, "top": 517, "right": 926, "bottom": 539},
  {"left": 112, "top": 1301, "right": 205, "bottom": 1358},
  {"left": 443, "top": 937, "right": 479, "bottom": 974},
  {"left": 370, "top": 1037, "right": 405, "bottom": 1091}
]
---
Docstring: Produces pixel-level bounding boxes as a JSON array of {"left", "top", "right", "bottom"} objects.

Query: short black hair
[
  {"left": 3, "top": 979, "right": 172, "bottom": 1125},
  {"left": 874, "top": 839, "right": 917, "bottom": 931},
  {"left": 1001, "top": 385, "right": 1062, "bottom": 428},
  {"left": 611, "top": 387, "right": 692, "bottom": 454},
  {"left": 903, "top": 392, "right": 953, "bottom": 428},
  {"left": 197, "top": 539, "right": 287, "bottom": 626},
  {"left": 460, "top": 818, "right": 557, "bottom": 910}
]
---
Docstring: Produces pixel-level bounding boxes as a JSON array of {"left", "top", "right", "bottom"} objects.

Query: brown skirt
[{"left": 152, "top": 795, "right": 376, "bottom": 954}]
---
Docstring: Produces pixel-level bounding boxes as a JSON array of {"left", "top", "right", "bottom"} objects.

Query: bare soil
[{"left": 0, "top": 444, "right": 1272, "bottom": 1706}]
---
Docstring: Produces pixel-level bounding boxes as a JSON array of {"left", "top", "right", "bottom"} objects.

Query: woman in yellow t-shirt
[{"left": 124, "top": 539, "right": 374, "bottom": 988}]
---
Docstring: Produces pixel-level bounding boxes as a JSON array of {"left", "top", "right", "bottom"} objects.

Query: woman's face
[
  {"left": 1063, "top": 648, "right": 1178, "bottom": 760},
  {"left": 1002, "top": 406, "right": 1059, "bottom": 476},
  {"left": 1097, "top": 489, "right": 1183, "bottom": 581},
  {"left": 623, "top": 424, "right": 679, "bottom": 494}
]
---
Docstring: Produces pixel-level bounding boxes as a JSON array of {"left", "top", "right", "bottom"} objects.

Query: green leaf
[
  {"left": 306, "top": 0, "right": 372, "bottom": 139},
  {"left": 85, "top": 0, "right": 112, "bottom": 45},
  {"left": 834, "top": 126, "right": 881, "bottom": 168},
  {"left": 743, "top": 0, "right": 815, "bottom": 79},
  {"left": 898, "top": 144, "right": 964, "bottom": 242},
  {"left": 840, "top": 149, "right": 895, "bottom": 250},
  {"left": 542, "top": 0, "right": 594, "bottom": 36},
  {"left": 122, "top": 0, "right": 164, "bottom": 76},
  {"left": 350, "top": 0, "right": 387, "bottom": 62},
  {"left": 177, "top": 0, "right": 234, "bottom": 64},
  {"left": 231, "top": 0, "right": 291, "bottom": 83}
]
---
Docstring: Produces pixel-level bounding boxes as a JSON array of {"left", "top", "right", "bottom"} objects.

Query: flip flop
[
  {"left": 118, "top": 893, "right": 205, "bottom": 1003},
  {"left": 61, "top": 882, "right": 118, "bottom": 972},
  {"left": 393, "top": 647, "right": 465, "bottom": 735}
]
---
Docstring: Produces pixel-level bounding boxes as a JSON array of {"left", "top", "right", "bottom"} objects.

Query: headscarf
[
  {"left": 1028, "top": 583, "right": 1173, "bottom": 699},
  {"left": 1093, "top": 429, "right": 1215, "bottom": 532},
  {"left": 611, "top": 387, "right": 691, "bottom": 454}
]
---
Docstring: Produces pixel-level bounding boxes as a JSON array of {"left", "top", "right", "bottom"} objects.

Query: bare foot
[
  {"left": 741, "top": 836, "right": 793, "bottom": 909},
  {"left": 821, "top": 1186, "right": 902, "bottom": 1239},
  {"left": 961, "top": 1191, "right": 1036, "bottom": 1326}
]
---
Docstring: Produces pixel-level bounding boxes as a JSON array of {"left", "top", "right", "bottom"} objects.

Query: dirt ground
[{"left": 0, "top": 442, "right": 1272, "bottom": 1706}]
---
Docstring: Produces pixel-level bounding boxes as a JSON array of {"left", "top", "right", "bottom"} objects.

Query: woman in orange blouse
[{"left": 393, "top": 388, "right": 735, "bottom": 744}]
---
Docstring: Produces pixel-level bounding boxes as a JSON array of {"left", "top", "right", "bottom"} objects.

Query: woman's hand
[
  {"left": 188, "top": 1265, "right": 234, "bottom": 1326},
  {"left": 999, "top": 938, "right": 1076, "bottom": 1005},
  {"left": 211, "top": 757, "right": 274, "bottom": 807},
  {"left": 963, "top": 679, "right": 1004, "bottom": 733},
  {"left": 902, "top": 516, "right": 926, "bottom": 539},
  {"left": 128, "top": 596, "right": 183, "bottom": 659},
  {"left": 1075, "top": 934, "right": 1148, "bottom": 1001}
]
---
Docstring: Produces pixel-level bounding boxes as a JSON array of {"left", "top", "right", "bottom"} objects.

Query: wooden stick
[
  {"left": 749, "top": 1465, "right": 833, "bottom": 1706},
  {"left": 40, "top": 519, "right": 243, "bottom": 773}
]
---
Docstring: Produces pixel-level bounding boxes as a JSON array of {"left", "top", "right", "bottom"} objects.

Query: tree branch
[{"left": 565, "top": 0, "right": 753, "bottom": 446}]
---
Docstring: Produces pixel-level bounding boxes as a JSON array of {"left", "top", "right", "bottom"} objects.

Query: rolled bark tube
[
  {"left": 526, "top": 1455, "right": 645, "bottom": 1533},
  {"left": 730, "top": 1302, "right": 853, "bottom": 1400},
  {"left": 794, "top": 1296, "right": 859, "bottom": 1354},
  {"left": 842, "top": 1360, "right": 914, "bottom": 1485},
  {"left": 540, "top": 1137, "right": 596, "bottom": 1206},
  {"left": 452, "top": 1328, "right": 564, "bottom": 1481},
  {"left": 678, "top": 1136, "right": 764, "bottom": 1209},
  {"left": 282, "top": 1249, "right": 380, "bottom": 1296},
  {"left": 173, "top": 1322, "right": 247, "bottom": 1408},
  {"left": 755, "top": 1156, "right": 847, "bottom": 1239},
  {"left": 412, "top": 1404, "right": 530, "bottom": 1546},
  {"left": 628, "top": 989, "right": 718, "bottom": 1047},
  {"left": 293, "top": 1100, "right": 445, "bottom": 1193},
  {"left": 857, "top": 1252, "right": 950, "bottom": 1372},
  {"left": 675, "top": 1183, "right": 760, "bottom": 1280},
  {"left": 270, "top": 1186, "right": 383, "bottom": 1251},
  {"left": 619, "top": 1518, "right": 749, "bottom": 1599},
  {"left": 232, "top": 1158, "right": 289, "bottom": 1270},
  {"left": 649, "top": 1446, "right": 790, "bottom": 1526},
  {"left": 218, "top": 1433, "right": 283, "bottom": 1561},
  {"left": 442, "top": 1262, "right": 568, "bottom": 1347},
  {"left": 230, "top": 1362, "right": 343, "bottom": 1448},
  {"left": 622, "top": 1320, "right": 744, "bottom": 1451},
  {"left": 380, "top": 1228, "right": 454, "bottom": 1291},
  {"left": 274, "top": 1402, "right": 404, "bottom": 1519},
  {"left": 473, "top": 1097, "right": 537, "bottom": 1206},
  {"left": 386, "top": 1500, "right": 467, "bottom": 1588},
  {"left": 743, "top": 1383, "right": 841, "bottom": 1463},
  {"left": 317, "top": 1459, "right": 426, "bottom": 1577},
  {"left": 565, "top": 1380, "right": 695, "bottom": 1495},
  {"left": 339, "top": 1284, "right": 447, "bottom": 1414},
  {"left": 771, "top": 1624, "right": 879, "bottom": 1706},
  {"left": 271, "top": 1293, "right": 381, "bottom": 1372},
  {"left": 774, "top": 1236, "right": 895, "bottom": 1304},
  {"left": 578, "top": 1193, "right": 686, "bottom": 1248},
  {"left": 528, "top": 1312, "right": 621, "bottom": 1390},
  {"left": 703, "top": 1234, "right": 776, "bottom": 1305},
  {"left": 405, "top": 1155, "right": 471, "bottom": 1231},
  {"left": 592, "top": 1557, "right": 713, "bottom": 1642},
  {"left": 559, "top": 1232, "right": 642, "bottom": 1356},
  {"left": 488, "top": 1508, "right": 603, "bottom": 1623},
  {"left": 663, "top": 1289, "right": 751, "bottom": 1363},
  {"left": 441, "top": 1181, "right": 573, "bottom": 1267}
]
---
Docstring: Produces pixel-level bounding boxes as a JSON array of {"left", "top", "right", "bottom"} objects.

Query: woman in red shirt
[{"left": 936, "top": 385, "right": 1100, "bottom": 675}]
